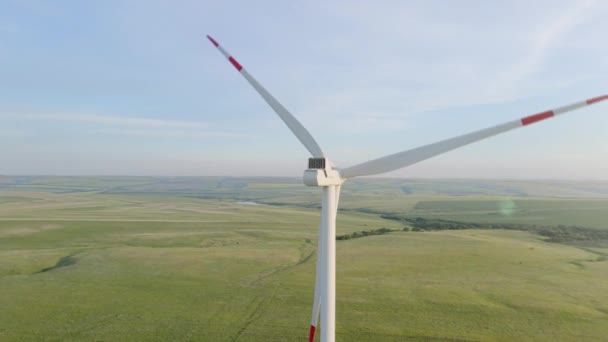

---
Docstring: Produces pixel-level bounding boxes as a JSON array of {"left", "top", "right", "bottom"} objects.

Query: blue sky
[{"left": 1, "top": 0, "right": 607, "bottom": 179}]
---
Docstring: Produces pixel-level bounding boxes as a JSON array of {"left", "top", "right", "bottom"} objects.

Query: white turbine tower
[{"left": 206, "top": 35, "right": 607, "bottom": 342}]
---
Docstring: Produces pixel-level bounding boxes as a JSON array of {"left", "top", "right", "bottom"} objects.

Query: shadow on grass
[{"left": 37, "top": 255, "right": 77, "bottom": 273}]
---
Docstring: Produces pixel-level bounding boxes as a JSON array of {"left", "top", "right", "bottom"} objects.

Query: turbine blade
[
  {"left": 206, "top": 35, "right": 325, "bottom": 158},
  {"left": 341, "top": 95, "right": 608, "bottom": 178},
  {"left": 310, "top": 263, "right": 321, "bottom": 342}
]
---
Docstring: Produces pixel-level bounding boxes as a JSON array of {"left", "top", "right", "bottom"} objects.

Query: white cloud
[
  {"left": 495, "top": 0, "right": 598, "bottom": 93},
  {"left": 301, "top": 1, "right": 602, "bottom": 115},
  {"left": 0, "top": 111, "right": 255, "bottom": 142}
]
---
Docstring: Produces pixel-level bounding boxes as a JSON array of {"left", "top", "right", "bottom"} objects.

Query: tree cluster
[
  {"left": 336, "top": 227, "right": 395, "bottom": 240},
  {"left": 380, "top": 215, "right": 608, "bottom": 243}
]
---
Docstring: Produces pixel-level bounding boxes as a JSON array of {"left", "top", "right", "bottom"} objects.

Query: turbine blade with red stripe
[
  {"left": 310, "top": 269, "right": 321, "bottom": 342},
  {"left": 341, "top": 95, "right": 608, "bottom": 178},
  {"left": 310, "top": 260, "right": 321, "bottom": 342},
  {"left": 206, "top": 35, "right": 325, "bottom": 158}
]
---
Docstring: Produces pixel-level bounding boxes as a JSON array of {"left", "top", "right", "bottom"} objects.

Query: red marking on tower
[
  {"left": 309, "top": 325, "right": 316, "bottom": 342},
  {"left": 521, "top": 110, "right": 554, "bottom": 126},
  {"left": 586, "top": 95, "right": 608, "bottom": 105},
  {"left": 229, "top": 56, "right": 243, "bottom": 71},
  {"left": 206, "top": 35, "right": 219, "bottom": 47}
]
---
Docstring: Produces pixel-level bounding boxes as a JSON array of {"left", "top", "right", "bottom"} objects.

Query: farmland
[{"left": 1, "top": 176, "right": 607, "bottom": 341}]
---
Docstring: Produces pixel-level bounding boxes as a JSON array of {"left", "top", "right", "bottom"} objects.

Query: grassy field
[{"left": 1, "top": 176, "right": 607, "bottom": 341}]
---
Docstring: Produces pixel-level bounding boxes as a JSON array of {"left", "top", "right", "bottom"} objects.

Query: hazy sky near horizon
[{"left": 1, "top": 0, "right": 607, "bottom": 179}]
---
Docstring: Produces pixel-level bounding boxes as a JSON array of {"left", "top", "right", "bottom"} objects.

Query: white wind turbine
[{"left": 206, "top": 35, "right": 607, "bottom": 342}]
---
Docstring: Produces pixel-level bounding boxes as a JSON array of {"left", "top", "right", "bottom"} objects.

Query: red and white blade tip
[
  {"left": 206, "top": 35, "right": 219, "bottom": 47},
  {"left": 309, "top": 325, "right": 316, "bottom": 342},
  {"left": 206, "top": 34, "right": 243, "bottom": 71},
  {"left": 587, "top": 94, "right": 608, "bottom": 105},
  {"left": 520, "top": 94, "right": 607, "bottom": 126}
]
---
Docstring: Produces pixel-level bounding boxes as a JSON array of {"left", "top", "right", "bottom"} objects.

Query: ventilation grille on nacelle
[{"left": 308, "top": 158, "right": 326, "bottom": 169}]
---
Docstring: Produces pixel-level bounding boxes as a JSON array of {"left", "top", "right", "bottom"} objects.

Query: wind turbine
[{"left": 206, "top": 35, "right": 607, "bottom": 342}]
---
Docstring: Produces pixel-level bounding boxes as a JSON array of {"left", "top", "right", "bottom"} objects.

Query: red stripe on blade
[
  {"left": 229, "top": 56, "right": 243, "bottom": 71},
  {"left": 206, "top": 35, "right": 219, "bottom": 47},
  {"left": 309, "top": 325, "right": 316, "bottom": 342},
  {"left": 521, "top": 110, "right": 554, "bottom": 126},
  {"left": 586, "top": 95, "right": 608, "bottom": 105}
]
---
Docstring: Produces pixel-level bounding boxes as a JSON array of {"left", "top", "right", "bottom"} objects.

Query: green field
[{"left": 1, "top": 176, "right": 607, "bottom": 341}]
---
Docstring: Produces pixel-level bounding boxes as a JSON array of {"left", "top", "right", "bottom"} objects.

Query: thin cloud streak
[
  {"left": 0, "top": 112, "right": 209, "bottom": 128},
  {"left": 496, "top": 0, "right": 598, "bottom": 92},
  {"left": 97, "top": 128, "right": 252, "bottom": 139}
]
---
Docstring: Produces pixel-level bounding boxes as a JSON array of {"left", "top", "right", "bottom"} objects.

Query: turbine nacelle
[{"left": 303, "top": 158, "right": 344, "bottom": 187}]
